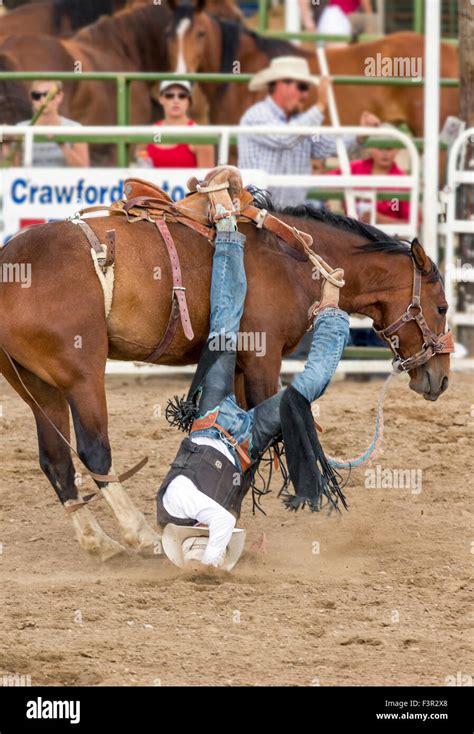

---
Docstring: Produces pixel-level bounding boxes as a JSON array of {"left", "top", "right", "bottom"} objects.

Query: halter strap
[{"left": 375, "top": 263, "right": 454, "bottom": 372}]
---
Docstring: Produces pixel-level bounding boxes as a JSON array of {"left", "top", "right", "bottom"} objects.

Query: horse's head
[
  {"left": 374, "top": 239, "right": 453, "bottom": 401},
  {"left": 167, "top": 0, "right": 212, "bottom": 73}
]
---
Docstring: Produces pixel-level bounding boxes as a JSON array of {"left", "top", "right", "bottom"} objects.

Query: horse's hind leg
[
  {"left": 0, "top": 356, "right": 125, "bottom": 561},
  {"left": 66, "top": 375, "right": 162, "bottom": 554}
]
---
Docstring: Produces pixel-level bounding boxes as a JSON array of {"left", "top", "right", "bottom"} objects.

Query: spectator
[
  {"left": 317, "top": 0, "right": 373, "bottom": 41},
  {"left": 298, "top": 0, "right": 327, "bottom": 31},
  {"left": 16, "top": 80, "right": 89, "bottom": 167},
  {"left": 328, "top": 135, "right": 410, "bottom": 224},
  {"left": 238, "top": 56, "right": 379, "bottom": 210},
  {"left": 144, "top": 80, "right": 215, "bottom": 168}
]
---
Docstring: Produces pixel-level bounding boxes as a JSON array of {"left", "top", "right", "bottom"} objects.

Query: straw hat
[
  {"left": 249, "top": 56, "right": 319, "bottom": 92},
  {"left": 162, "top": 524, "right": 246, "bottom": 571}
]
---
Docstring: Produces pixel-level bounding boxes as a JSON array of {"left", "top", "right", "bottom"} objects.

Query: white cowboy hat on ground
[
  {"left": 249, "top": 56, "right": 320, "bottom": 92},
  {"left": 162, "top": 524, "right": 246, "bottom": 571}
]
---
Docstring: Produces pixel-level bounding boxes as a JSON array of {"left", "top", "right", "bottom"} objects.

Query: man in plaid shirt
[{"left": 238, "top": 56, "right": 380, "bottom": 210}]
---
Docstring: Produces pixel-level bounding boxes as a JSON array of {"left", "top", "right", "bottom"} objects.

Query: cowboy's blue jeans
[
  {"left": 191, "top": 231, "right": 350, "bottom": 460},
  {"left": 291, "top": 308, "right": 350, "bottom": 402}
]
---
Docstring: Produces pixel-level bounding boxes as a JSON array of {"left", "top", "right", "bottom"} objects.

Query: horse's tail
[{"left": 0, "top": 51, "right": 31, "bottom": 125}]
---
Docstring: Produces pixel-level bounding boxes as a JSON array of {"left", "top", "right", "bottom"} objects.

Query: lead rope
[{"left": 326, "top": 373, "right": 394, "bottom": 470}]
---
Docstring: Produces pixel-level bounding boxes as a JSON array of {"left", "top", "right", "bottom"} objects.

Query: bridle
[{"left": 374, "top": 262, "right": 455, "bottom": 373}]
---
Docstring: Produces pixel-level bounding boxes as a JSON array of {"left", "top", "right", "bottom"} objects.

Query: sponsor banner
[{"left": 0, "top": 168, "right": 267, "bottom": 244}]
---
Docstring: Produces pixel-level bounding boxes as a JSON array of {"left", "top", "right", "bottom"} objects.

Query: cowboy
[
  {"left": 237, "top": 56, "right": 380, "bottom": 209},
  {"left": 156, "top": 167, "right": 350, "bottom": 571}
]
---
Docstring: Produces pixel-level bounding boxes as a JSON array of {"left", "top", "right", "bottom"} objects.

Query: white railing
[
  {"left": 439, "top": 127, "right": 474, "bottom": 329},
  {"left": 2, "top": 123, "right": 420, "bottom": 246}
]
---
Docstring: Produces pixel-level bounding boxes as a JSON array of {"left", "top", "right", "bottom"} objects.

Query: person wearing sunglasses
[
  {"left": 142, "top": 80, "right": 215, "bottom": 169},
  {"left": 238, "top": 56, "right": 379, "bottom": 210},
  {"left": 16, "top": 80, "right": 89, "bottom": 167}
]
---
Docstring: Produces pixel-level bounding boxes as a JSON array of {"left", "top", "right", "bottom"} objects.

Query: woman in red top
[
  {"left": 146, "top": 80, "right": 215, "bottom": 168},
  {"left": 329, "top": 144, "right": 411, "bottom": 224}
]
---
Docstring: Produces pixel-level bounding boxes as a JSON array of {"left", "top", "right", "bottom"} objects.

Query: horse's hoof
[
  {"left": 123, "top": 521, "right": 163, "bottom": 555},
  {"left": 98, "top": 538, "right": 128, "bottom": 562},
  {"left": 78, "top": 533, "right": 127, "bottom": 562}
]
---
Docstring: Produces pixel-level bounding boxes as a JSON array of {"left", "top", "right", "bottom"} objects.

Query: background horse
[
  {"left": 0, "top": 200, "right": 451, "bottom": 560},
  {"left": 200, "top": 22, "right": 458, "bottom": 137},
  {"left": 0, "top": 0, "right": 211, "bottom": 162},
  {"left": 0, "top": 1, "right": 125, "bottom": 38}
]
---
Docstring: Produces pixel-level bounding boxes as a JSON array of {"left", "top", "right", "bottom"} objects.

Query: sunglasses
[
  {"left": 31, "top": 91, "right": 51, "bottom": 101},
  {"left": 282, "top": 79, "right": 310, "bottom": 93},
  {"left": 163, "top": 92, "right": 189, "bottom": 100}
]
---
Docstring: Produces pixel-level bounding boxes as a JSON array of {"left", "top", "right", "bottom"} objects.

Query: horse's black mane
[
  {"left": 215, "top": 17, "right": 304, "bottom": 78},
  {"left": 53, "top": 0, "right": 124, "bottom": 33},
  {"left": 249, "top": 186, "right": 410, "bottom": 251},
  {"left": 248, "top": 186, "right": 440, "bottom": 282},
  {"left": 245, "top": 26, "right": 305, "bottom": 59}
]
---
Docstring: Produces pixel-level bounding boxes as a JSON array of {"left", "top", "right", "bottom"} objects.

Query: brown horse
[
  {"left": 0, "top": 1, "right": 125, "bottom": 38},
  {"left": 200, "top": 21, "right": 458, "bottom": 137},
  {"left": 0, "top": 198, "right": 451, "bottom": 561},
  {"left": 0, "top": 0, "right": 212, "bottom": 153},
  {"left": 0, "top": 0, "right": 241, "bottom": 38},
  {"left": 130, "top": 0, "right": 243, "bottom": 22}
]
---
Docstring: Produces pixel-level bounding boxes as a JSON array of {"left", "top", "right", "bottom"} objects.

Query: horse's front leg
[{"left": 67, "top": 376, "right": 162, "bottom": 555}]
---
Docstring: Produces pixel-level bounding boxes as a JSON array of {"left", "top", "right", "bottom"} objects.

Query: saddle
[{"left": 114, "top": 165, "right": 314, "bottom": 252}]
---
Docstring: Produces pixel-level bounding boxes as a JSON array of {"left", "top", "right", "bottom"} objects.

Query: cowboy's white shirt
[{"left": 163, "top": 436, "right": 237, "bottom": 566}]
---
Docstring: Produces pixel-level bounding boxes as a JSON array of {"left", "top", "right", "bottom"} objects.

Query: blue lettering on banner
[
  {"left": 11, "top": 178, "right": 28, "bottom": 204},
  {"left": 171, "top": 186, "right": 185, "bottom": 201},
  {"left": 9, "top": 178, "right": 125, "bottom": 206}
]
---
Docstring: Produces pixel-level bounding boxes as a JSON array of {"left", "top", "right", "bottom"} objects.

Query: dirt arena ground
[{"left": 0, "top": 371, "right": 472, "bottom": 687}]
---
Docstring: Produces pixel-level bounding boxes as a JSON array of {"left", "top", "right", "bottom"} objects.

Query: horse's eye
[{"left": 438, "top": 306, "right": 448, "bottom": 316}]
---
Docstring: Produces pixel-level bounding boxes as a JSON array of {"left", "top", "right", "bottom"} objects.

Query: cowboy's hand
[
  {"left": 360, "top": 111, "right": 380, "bottom": 127},
  {"left": 316, "top": 76, "right": 331, "bottom": 114}
]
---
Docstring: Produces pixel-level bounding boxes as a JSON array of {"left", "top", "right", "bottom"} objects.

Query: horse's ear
[
  {"left": 411, "top": 238, "right": 432, "bottom": 275},
  {"left": 193, "top": 0, "right": 206, "bottom": 12}
]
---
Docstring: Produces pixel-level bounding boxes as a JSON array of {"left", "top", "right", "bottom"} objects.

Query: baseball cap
[{"left": 159, "top": 79, "right": 192, "bottom": 95}]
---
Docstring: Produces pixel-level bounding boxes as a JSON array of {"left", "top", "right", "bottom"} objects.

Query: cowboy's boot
[{"left": 187, "top": 165, "right": 243, "bottom": 227}]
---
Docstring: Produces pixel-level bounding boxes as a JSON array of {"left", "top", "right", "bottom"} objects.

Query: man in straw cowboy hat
[
  {"left": 238, "top": 56, "right": 380, "bottom": 209},
  {"left": 157, "top": 166, "right": 350, "bottom": 572}
]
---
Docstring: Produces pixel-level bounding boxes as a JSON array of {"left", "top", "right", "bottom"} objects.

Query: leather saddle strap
[
  {"left": 75, "top": 218, "right": 105, "bottom": 256},
  {"left": 155, "top": 218, "right": 194, "bottom": 341},
  {"left": 144, "top": 218, "right": 194, "bottom": 363},
  {"left": 241, "top": 205, "right": 312, "bottom": 253},
  {"left": 144, "top": 296, "right": 180, "bottom": 363}
]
